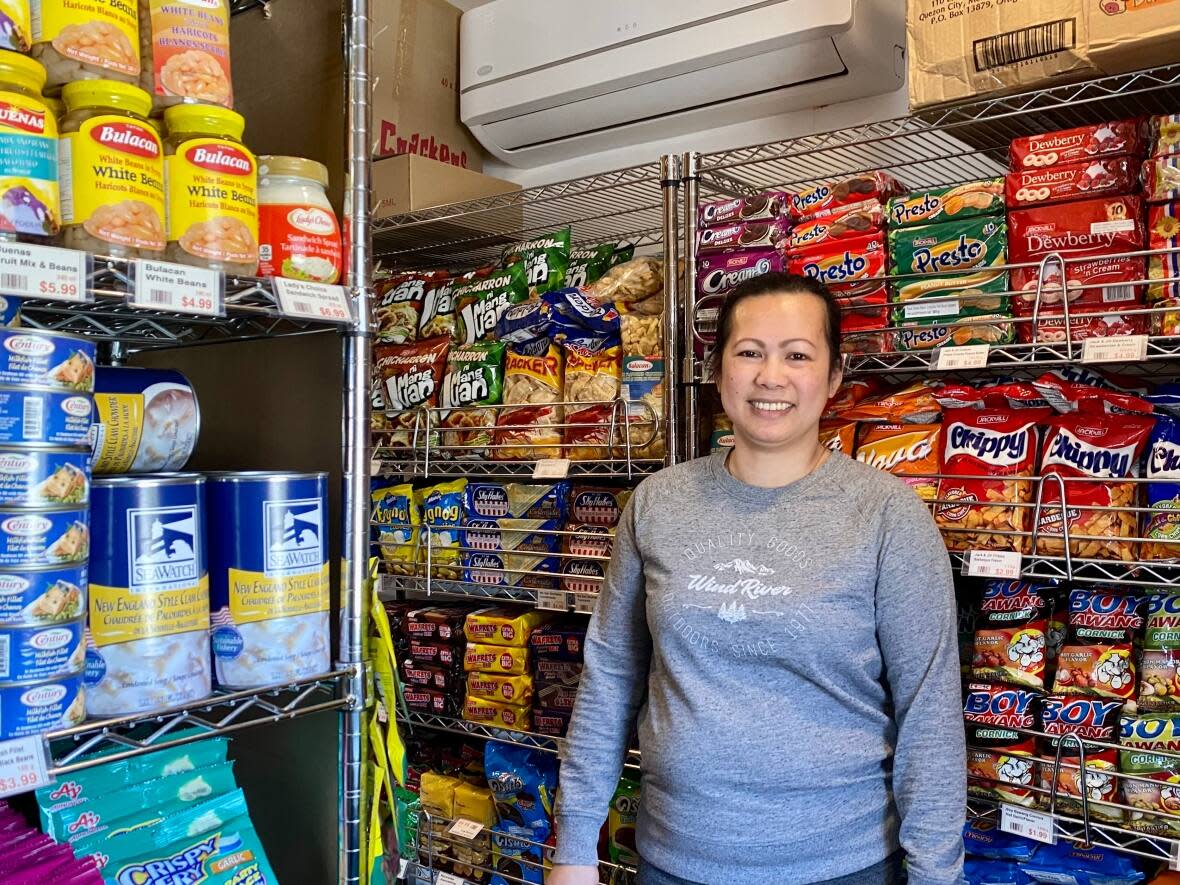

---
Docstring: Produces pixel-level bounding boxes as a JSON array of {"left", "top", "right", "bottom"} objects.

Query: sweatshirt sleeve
[
  {"left": 874, "top": 487, "right": 965, "bottom": 885},
  {"left": 553, "top": 492, "right": 652, "bottom": 866}
]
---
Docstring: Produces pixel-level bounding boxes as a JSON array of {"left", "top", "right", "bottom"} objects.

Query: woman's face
[{"left": 717, "top": 292, "right": 842, "bottom": 454}]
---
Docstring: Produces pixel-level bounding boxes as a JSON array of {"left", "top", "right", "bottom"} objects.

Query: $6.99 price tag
[
  {"left": 0, "top": 736, "right": 51, "bottom": 798},
  {"left": 273, "top": 278, "right": 353, "bottom": 324}
]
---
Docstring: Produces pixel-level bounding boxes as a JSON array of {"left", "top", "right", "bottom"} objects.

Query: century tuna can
[
  {"left": 0, "top": 297, "right": 21, "bottom": 328},
  {"left": 0, "top": 387, "right": 93, "bottom": 446},
  {"left": 0, "top": 564, "right": 88, "bottom": 626},
  {"left": 0, "top": 619, "right": 85, "bottom": 682},
  {"left": 0, "top": 329, "right": 96, "bottom": 392},
  {"left": 92, "top": 367, "right": 200, "bottom": 474},
  {"left": 0, "top": 447, "right": 90, "bottom": 507},
  {"left": 207, "top": 471, "right": 329, "bottom": 688},
  {"left": 0, "top": 673, "right": 86, "bottom": 740},
  {"left": 0, "top": 508, "right": 90, "bottom": 568},
  {"left": 87, "top": 474, "right": 210, "bottom": 716}
]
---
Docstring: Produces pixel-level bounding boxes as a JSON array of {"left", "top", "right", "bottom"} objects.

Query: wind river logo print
[{"left": 684, "top": 558, "right": 793, "bottom": 623}]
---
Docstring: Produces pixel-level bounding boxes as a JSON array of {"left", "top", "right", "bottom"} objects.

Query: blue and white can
[
  {"left": 92, "top": 368, "right": 199, "bottom": 474},
  {"left": 207, "top": 471, "right": 329, "bottom": 688},
  {"left": 87, "top": 474, "right": 210, "bottom": 717},
  {"left": 0, "top": 508, "right": 89, "bottom": 568},
  {"left": 0, "top": 673, "right": 86, "bottom": 740},
  {"left": 0, "top": 329, "right": 96, "bottom": 392},
  {"left": 0, "top": 565, "right": 87, "bottom": 626},
  {"left": 0, "top": 447, "right": 90, "bottom": 507},
  {"left": 0, "top": 387, "right": 93, "bottom": 447},
  {"left": 0, "top": 297, "right": 21, "bottom": 328},
  {"left": 0, "top": 618, "right": 85, "bottom": 682}
]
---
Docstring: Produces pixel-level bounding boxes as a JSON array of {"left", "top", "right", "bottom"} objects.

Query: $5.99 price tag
[
  {"left": 131, "top": 260, "right": 224, "bottom": 317},
  {"left": 0, "top": 241, "right": 89, "bottom": 303},
  {"left": 273, "top": 278, "right": 353, "bottom": 324},
  {"left": 0, "top": 735, "right": 51, "bottom": 798}
]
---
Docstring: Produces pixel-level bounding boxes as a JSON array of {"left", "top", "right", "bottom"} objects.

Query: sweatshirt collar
[{"left": 707, "top": 448, "right": 842, "bottom": 503}]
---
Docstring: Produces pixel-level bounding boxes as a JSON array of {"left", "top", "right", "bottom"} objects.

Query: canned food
[
  {"left": 92, "top": 367, "right": 199, "bottom": 474},
  {"left": 0, "top": 297, "right": 21, "bottom": 328},
  {"left": 0, "top": 565, "right": 87, "bottom": 626},
  {"left": 0, "top": 508, "right": 89, "bottom": 567},
  {"left": 0, "top": 329, "right": 95, "bottom": 392},
  {"left": 0, "top": 447, "right": 90, "bottom": 507},
  {"left": 0, "top": 673, "right": 86, "bottom": 740},
  {"left": 0, "top": 618, "right": 85, "bottom": 682},
  {"left": 0, "top": 386, "right": 92, "bottom": 446},
  {"left": 87, "top": 474, "right": 209, "bottom": 716},
  {"left": 207, "top": 471, "right": 329, "bottom": 688}
]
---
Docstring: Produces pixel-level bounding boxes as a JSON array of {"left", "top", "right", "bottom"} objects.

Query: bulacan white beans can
[
  {"left": 86, "top": 473, "right": 210, "bottom": 716},
  {"left": 91, "top": 366, "right": 199, "bottom": 474},
  {"left": 207, "top": 471, "right": 329, "bottom": 688}
]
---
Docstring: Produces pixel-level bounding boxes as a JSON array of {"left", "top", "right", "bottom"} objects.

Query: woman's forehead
[{"left": 732, "top": 292, "right": 825, "bottom": 333}]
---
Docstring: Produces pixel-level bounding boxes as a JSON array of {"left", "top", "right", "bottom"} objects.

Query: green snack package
[
  {"left": 440, "top": 341, "right": 506, "bottom": 458},
  {"left": 455, "top": 263, "right": 529, "bottom": 344},
  {"left": 394, "top": 787, "right": 421, "bottom": 864},
  {"left": 37, "top": 763, "right": 132, "bottom": 838},
  {"left": 608, "top": 776, "right": 640, "bottom": 865},
  {"left": 611, "top": 243, "right": 635, "bottom": 266},
  {"left": 565, "top": 243, "right": 616, "bottom": 289},
  {"left": 887, "top": 178, "right": 1005, "bottom": 228},
  {"left": 129, "top": 738, "right": 229, "bottom": 781},
  {"left": 504, "top": 227, "right": 571, "bottom": 295}
]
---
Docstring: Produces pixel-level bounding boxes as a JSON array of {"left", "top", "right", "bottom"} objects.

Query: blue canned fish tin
[
  {"left": 0, "top": 447, "right": 90, "bottom": 507},
  {"left": 0, "top": 329, "right": 96, "bottom": 392},
  {"left": 87, "top": 474, "right": 210, "bottom": 717},
  {"left": 93, "top": 367, "right": 200, "bottom": 474},
  {"left": 0, "top": 387, "right": 92, "bottom": 447},
  {"left": 0, "top": 297, "right": 21, "bottom": 328},
  {"left": 0, "top": 508, "right": 89, "bottom": 568},
  {"left": 207, "top": 471, "right": 329, "bottom": 689},
  {"left": 0, "top": 673, "right": 86, "bottom": 740},
  {"left": 0, "top": 618, "right": 85, "bottom": 682},
  {"left": 0, "top": 564, "right": 87, "bottom": 626}
]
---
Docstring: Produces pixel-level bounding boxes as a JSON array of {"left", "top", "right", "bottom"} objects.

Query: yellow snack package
[
  {"left": 415, "top": 479, "right": 466, "bottom": 579},
  {"left": 453, "top": 782, "right": 497, "bottom": 827},
  {"left": 463, "top": 696, "right": 531, "bottom": 732},
  {"left": 371, "top": 482, "right": 418, "bottom": 574},
  {"left": 419, "top": 771, "right": 463, "bottom": 819},
  {"left": 464, "top": 642, "right": 529, "bottom": 676},
  {"left": 463, "top": 605, "right": 549, "bottom": 647},
  {"left": 466, "top": 672, "right": 535, "bottom": 706}
]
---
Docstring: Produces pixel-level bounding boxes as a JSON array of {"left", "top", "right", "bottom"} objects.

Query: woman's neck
[{"left": 725, "top": 436, "right": 830, "bottom": 489}]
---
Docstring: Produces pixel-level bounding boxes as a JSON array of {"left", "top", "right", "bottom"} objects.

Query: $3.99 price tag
[
  {"left": 272, "top": 278, "right": 353, "bottom": 324},
  {"left": 0, "top": 241, "right": 89, "bottom": 303},
  {"left": 131, "top": 260, "right": 224, "bottom": 317},
  {"left": 0, "top": 735, "right": 51, "bottom": 798}
]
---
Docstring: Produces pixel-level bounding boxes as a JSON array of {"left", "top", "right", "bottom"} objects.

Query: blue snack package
[
  {"left": 1019, "top": 841, "right": 1145, "bottom": 885},
  {"left": 484, "top": 742, "right": 557, "bottom": 838},
  {"left": 1144, "top": 411, "right": 1180, "bottom": 557},
  {"left": 466, "top": 482, "right": 570, "bottom": 522},
  {"left": 963, "top": 819, "right": 1038, "bottom": 861},
  {"left": 965, "top": 858, "right": 1031, "bottom": 885},
  {"left": 495, "top": 300, "right": 551, "bottom": 345},
  {"left": 489, "top": 823, "right": 545, "bottom": 885},
  {"left": 542, "top": 287, "right": 621, "bottom": 348}
]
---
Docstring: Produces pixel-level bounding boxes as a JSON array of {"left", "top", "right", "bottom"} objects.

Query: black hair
[{"left": 709, "top": 271, "right": 842, "bottom": 379}]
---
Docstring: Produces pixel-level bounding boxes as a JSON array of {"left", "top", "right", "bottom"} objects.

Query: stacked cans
[{"left": 0, "top": 328, "right": 95, "bottom": 740}]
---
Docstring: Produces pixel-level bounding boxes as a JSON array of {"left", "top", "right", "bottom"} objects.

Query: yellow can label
[
  {"left": 0, "top": 0, "right": 31, "bottom": 51},
  {"left": 91, "top": 391, "right": 143, "bottom": 473},
  {"left": 89, "top": 576, "right": 210, "bottom": 645},
  {"left": 226, "top": 563, "right": 329, "bottom": 625},
  {"left": 34, "top": 0, "right": 140, "bottom": 76},
  {"left": 61, "top": 115, "right": 165, "bottom": 250},
  {"left": 148, "top": 0, "right": 232, "bottom": 106},
  {"left": 0, "top": 89, "right": 59, "bottom": 236},
  {"left": 165, "top": 136, "right": 257, "bottom": 264}
]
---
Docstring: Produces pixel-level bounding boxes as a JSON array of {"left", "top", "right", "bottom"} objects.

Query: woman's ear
[{"left": 828, "top": 367, "right": 844, "bottom": 399}]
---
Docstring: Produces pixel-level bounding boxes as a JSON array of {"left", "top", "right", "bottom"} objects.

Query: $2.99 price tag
[
  {"left": 0, "top": 241, "right": 89, "bottom": 303},
  {"left": 0, "top": 735, "right": 51, "bottom": 798},
  {"left": 273, "top": 278, "right": 353, "bottom": 324},
  {"left": 962, "top": 550, "right": 1022, "bottom": 580},
  {"left": 131, "top": 260, "right": 224, "bottom": 317}
]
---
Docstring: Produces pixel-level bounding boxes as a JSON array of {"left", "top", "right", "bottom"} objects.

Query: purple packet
[
  {"left": 535, "top": 682, "right": 579, "bottom": 711},
  {"left": 698, "top": 216, "right": 790, "bottom": 253},
  {"left": 532, "top": 706, "right": 572, "bottom": 737},
  {"left": 696, "top": 248, "right": 785, "bottom": 300},
  {"left": 699, "top": 190, "right": 790, "bottom": 227}
]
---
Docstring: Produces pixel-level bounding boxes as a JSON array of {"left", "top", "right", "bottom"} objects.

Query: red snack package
[
  {"left": 373, "top": 335, "right": 451, "bottom": 448},
  {"left": 699, "top": 190, "right": 790, "bottom": 227},
  {"left": 977, "top": 382, "right": 1048, "bottom": 410},
  {"left": 1009, "top": 120, "right": 1142, "bottom": 170},
  {"left": 854, "top": 423, "right": 941, "bottom": 502},
  {"left": 963, "top": 682, "right": 1040, "bottom": 806},
  {"left": 787, "top": 201, "right": 885, "bottom": 253},
  {"left": 1031, "top": 374, "right": 1153, "bottom": 416},
  {"left": 935, "top": 407, "right": 1051, "bottom": 552},
  {"left": 789, "top": 171, "right": 904, "bottom": 222},
  {"left": 1005, "top": 156, "right": 1140, "bottom": 209},
  {"left": 1038, "top": 693, "right": 1125, "bottom": 818},
  {"left": 697, "top": 216, "right": 790, "bottom": 253},
  {"left": 1149, "top": 202, "right": 1180, "bottom": 334},
  {"left": 972, "top": 581, "right": 1051, "bottom": 690},
  {"left": 1052, "top": 589, "right": 1144, "bottom": 700},
  {"left": 788, "top": 231, "right": 888, "bottom": 333},
  {"left": 1037, "top": 412, "right": 1155, "bottom": 561},
  {"left": 1008, "top": 195, "right": 1146, "bottom": 263},
  {"left": 1145, "top": 156, "right": 1180, "bottom": 203}
]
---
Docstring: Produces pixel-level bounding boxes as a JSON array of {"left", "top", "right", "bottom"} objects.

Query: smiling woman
[{"left": 548, "top": 271, "right": 966, "bottom": 885}]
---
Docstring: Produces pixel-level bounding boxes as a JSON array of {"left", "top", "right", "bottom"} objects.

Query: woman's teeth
[{"left": 751, "top": 402, "right": 793, "bottom": 412}]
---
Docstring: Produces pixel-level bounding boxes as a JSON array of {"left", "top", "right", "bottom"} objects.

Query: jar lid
[
  {"left": 41, "top": 95, "right": 64, "bottom": 119},
  {"left": 0, "top": 53, "right": 47, "bottom": 95},
  {"left": 62, "top": 80, "right": 153, "bottom": 118},
  {"left": 258, "top": 155, "right": 330, "bottom": 189},
  {"left": 164, "top": 104, "right": 246, "bottom": 140}
]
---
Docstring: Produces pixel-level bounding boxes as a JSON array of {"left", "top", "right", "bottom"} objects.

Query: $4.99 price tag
[
  {"left": 962, "top": 550, "right": 1023, "bottom": 580},
  {"left": 0, "top": 735, "right": 51, "bottom": 798},
  {"left": 1081, "top": 334, "right": 1148, "bottom": 364},
  {"left": 536, "top": 588, "right": 569, "bottom": 612},
  {"left": 999, "top": 804, "right": 1056, "bottom": 845},
  {"left": 131, "top": 260, "right": 224, "bottom": 316},
  {"left": 446, "top": 818, "right": 485, "bottom": 840},
  {"left": 273, "top": 278, "right": 353, "bottom": 324},
  {"left": 0, "top": 241, "right": 89, "bottom": 303},
  {"left": 935, "top": 344, "right": 990, "bottom": 371}
]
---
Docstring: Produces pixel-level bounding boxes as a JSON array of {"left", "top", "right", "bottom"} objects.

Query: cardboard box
[
  {"left": 906, "top": 0, "right": 1180, "bottom": 110},
  {"left": 372, "top": 155, "right": 520, "bottom": 220}
]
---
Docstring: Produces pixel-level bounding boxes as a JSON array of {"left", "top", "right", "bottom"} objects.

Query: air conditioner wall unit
[{"left": 460, "top": 0, "right": 905, "bottom": 168}]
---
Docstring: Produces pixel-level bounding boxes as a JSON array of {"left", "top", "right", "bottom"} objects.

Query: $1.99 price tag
[
  {"left": 273, "top": 278, "right": 353, "bottom": 324},
  {"left": 999, "top": 804, "right": 1056, "bottom": 845},
  {"left": 0, "top": 735, "right": 51, "bottom": 798},
  {"left": 0, "top": 241, "right": 89, "bottom": 303},
  {"left": 131, "top": 260, "right": 224, "bottom": 316}
]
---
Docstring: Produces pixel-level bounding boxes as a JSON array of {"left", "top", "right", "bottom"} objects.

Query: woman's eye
[
  {"left": 788, "top": 352, "right": 810, "bottom": 361},
  {"left": 737, "top": 349, "right": 760, "bottom": 359}
]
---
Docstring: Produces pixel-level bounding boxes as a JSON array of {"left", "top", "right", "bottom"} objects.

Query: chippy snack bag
[
  {"left": 455, "top": 263, "right": 530, "bottom": 345},
  {"left": 1122, "top": 713, "right": 1180, "bottom": 835},
  {"left": 1052, "top": 589, "right": 1143, "bottom": 700},
  {"left": 1140, "top": 593, "right": 1180, "bottom": 714},
  {"left": 971, "top": 581, "right": 1051, "bottom": 690},
  {"left": 853, "top": 423, "right": 939, "bottom": 501},
  {"left": 495, "top": 342, "right": 564, "bottom": 461},
  {"left": 415, "top": 480, "right": 466, "bottom": 580},
  {"left": 1037, "top": 694, "right": 1125, "bottom": 821},
  {"left": 503, "top": 228, "right": 571, "bottom": 296},
  {"left": 963, "top": 682, "right": 1039, "bottom": 807},
  {"left": 440, "top": 341, "right": 506, "bottom": 458},
  {"left": 371, "top": 482, "right": 418, "bottom": 575}
]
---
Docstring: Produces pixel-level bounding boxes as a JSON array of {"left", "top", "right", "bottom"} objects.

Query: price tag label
[
  {"left": 273, "top": 278, "right": 353, "bottom": 324},
  {"left": 1081, "top": 334, "right": 1148, "bottom": 364},
  {"left": 573, "top": 592, "right": 598, "bottom": 615},
  {"left": 533, "top": 458, "right": 571, "bottom": 479},
  {"left": 436, "top": 873, "right": 467, "bottom": 885},
  {"left": 0, "top": 241, "right": 89, "bottom": 303},
  {"left": 0, "top": 736, "right": 51, "bottom": 798},
  {"left": 1000, "top": 804, "right": 1056, "bottom": 845},
  {"left": 1171, "top": 840, "right": 1180, "bottom": 872},
  {"left": 397, "top": 858, "right": 408, "bottom": 879},
  {"left": 131, "top": 260, "right": 223, "bottom": 316},
  {"left": 936, "top": 344, "right": 990, "bottom": 371},
  {"left": 536, "top": 588, "right": 569, "bottom": 612},
  {"left": 446, "top": 818, "right": 485, "bottom": 840},
  {"left": 962, "top": 550, "right": 1022, "bottom": 580},
  {"left": 904, "top": 299, "right": 959, "bottom": 320}
]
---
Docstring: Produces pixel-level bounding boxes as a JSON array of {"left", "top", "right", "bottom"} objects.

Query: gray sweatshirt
[{"left": 554, "top": 451, "right": 965, "bottom": 885}]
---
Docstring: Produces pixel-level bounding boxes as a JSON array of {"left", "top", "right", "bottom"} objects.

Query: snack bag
[
  {"left": 1140, "top": 593, "right": 1180, "bottom": 713},
  {"left": 465, "top": 482, "right": 571, "bottom": 521},
  {"left": 788, "top": 232, "right": 889, "bottom": 335},
  {"left": 464, "top": 643, "right": 529, "bottom": 676},
  {"left": 1145, "top": 156, "right": 1180, "bottom": 203},
  {"left": 464, "top": 606, "right": 549, "bottom": 647},
  {"left": 564, "top": 343, "right": 621, "bottom": 461},
  {"left": 503, "top": 228, "right": 571, "bottom": 296},
  {"left": 419, "top": 273, "right": 460, "bottom": 340},
  {"left": 585, "top": 256, "right": 663, "bottom": 308},
  {"left": 935, "top": 408, "right": 1049, "bottom": 552},
  {"left": 1122, "top": 713, "right": 1180, "bottom": 836},
  {"left": 696, "top": 249, "right": 784, "bottom": 301},
  {"left": 440, "top": 341, "right": 506, "bottom": 459},
  {"left": 495, "top": 343, "right": 564, "bottom": 460},
  {"left": 1052, "top": 589, "right": 1144, "bottom": 700},
  {"left": 484, "top": 742, "right": 556, "bottom": 837},
  {"left": 1148, "top": 202, "right": 1180, "bottom": 335},
  {"left": 1038, "top": 694, "right": 1125, "bottom": 821},
  {"left": 564, "top": 243, "right": 616, "bottom": 289},
  {"left": 699, "top": 190, "right": 789, "bottom": 227},
  {"left": 415, "top": 480, "right": 466, "bottom": 579},
  {"left": 788, "top": 201, "right": 884, "bottom": 252},
  {"left": 887, "top": 179, "right": 1004, "bottom": 228},
  {"left": 608, "top": 777, "right": 640, "bottom": 865},
  {"left": 621, "top": 312, "right": 663, "bottom": 359},
  {"left": 562, "top": 523, "right": 612, "bottom": 594},
  {"left": 1009, "top": 120, "right": 1142, "bottom": 169},
  {"left": 963, "top": 682, "right": 1039, "bottom": 806},
  {"left": 462, "top": 518, "right": 562, "bottom": 590},
  {"left": 1037, "top": 412, "right": 1154, "bottom": 561},
  {"left": 373, "top": 336, "right": 451, "bottom": 448},
  {"left": 543, "top": 287, "right": 621, "bottom": 350},
  {"left": 1006, "top": 156, "right": 1140, "bottom": 209},
  {"left": 971, "top": 581, "right": 1051, "bottom": 690},
  {"left": 489, "top": 826, "right": 544, "bottom": 885},
  {"left": 455, "top": 263, "right": 530, "bottom": 345},
  {"left": 620, "top": 354, "right": 665, "bottom": 460},
  {"left": 1020, "top": 841, "right": 1145, "bottom": 884},
  {"left": 788, "top": 171, "right": 904, "bottom": 222},
  {"left": 853, "top": 423, "right": 940, "bottom": 501},
  {"left": 371, "top": 482, "right": 418, "bottom": 574},
  {"left": 1143, "top": 412, "right": 1180, "bottom": 561},
  {"left": 375, "top": 271, "right": 439, "bottom": 344},
  {"left": 961, "top": 819, "right": 1038, "bottom": 862},
  {"left": 698, "top": 216, "right": 790, "bottom": 253}
]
